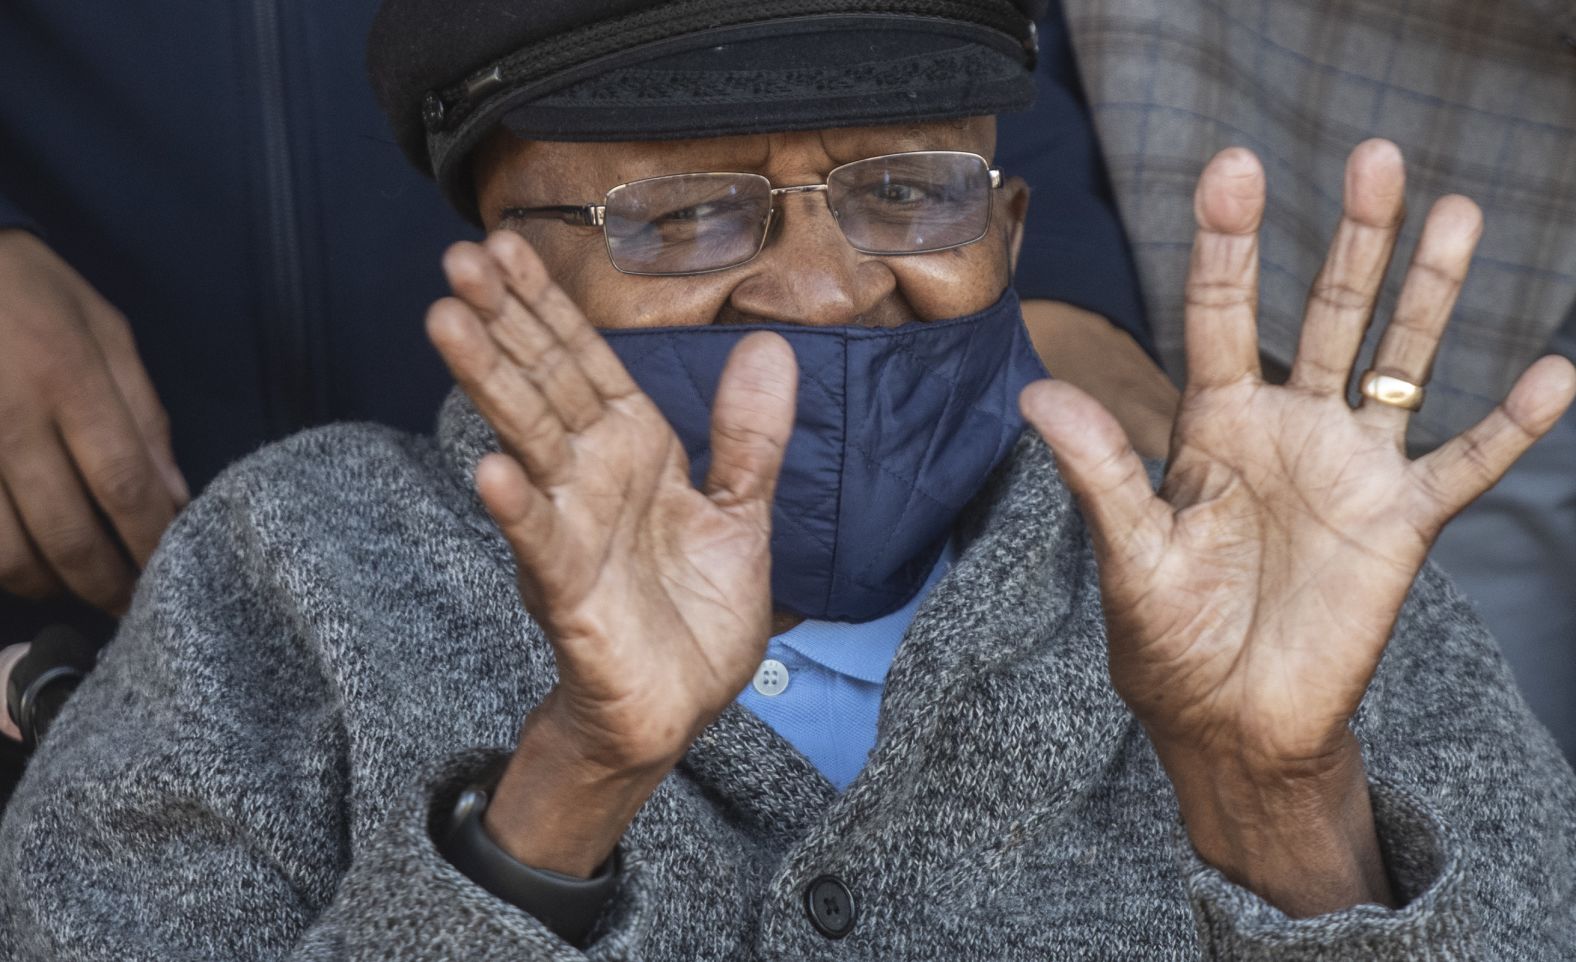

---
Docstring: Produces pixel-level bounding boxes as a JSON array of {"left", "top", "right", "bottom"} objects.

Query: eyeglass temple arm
[{"left": 499, "top": 205, "right": 607, "bottom": 227}]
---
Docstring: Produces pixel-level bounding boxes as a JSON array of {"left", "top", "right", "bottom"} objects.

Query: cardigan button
[{"left": 805, "top": 875, "right": 856, "bottom": 939}]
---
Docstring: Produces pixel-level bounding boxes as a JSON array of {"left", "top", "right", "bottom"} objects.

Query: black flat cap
[{"left": 368, "top": 0, "right": 1047, "bottom": 222}]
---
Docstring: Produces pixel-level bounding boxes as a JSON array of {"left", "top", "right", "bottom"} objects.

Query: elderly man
[{"left": 3, "top": 0, "right": 1574, "bottom": 959}]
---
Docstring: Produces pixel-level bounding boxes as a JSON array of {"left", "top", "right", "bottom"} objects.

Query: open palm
[
  {"left": 426, "top": 231, "right": 798, "bottom": 773},
  {"left": 1023, "top": 141, "right": 1576, "bottom": 773}
]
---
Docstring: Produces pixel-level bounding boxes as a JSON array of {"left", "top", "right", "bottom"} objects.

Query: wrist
[
  {"left": 444, "top": 784, "right": 620, "bottom": 946},
  {"left": 486, "top": 693, "right": 673, "bottom": 878},
  {"left": 1155, "top": 732, "right": 1397, "bottom": 916}
]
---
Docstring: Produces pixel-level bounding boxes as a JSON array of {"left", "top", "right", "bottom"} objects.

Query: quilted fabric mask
[{"left": 602, "top": 288, "right": 1047, "bottom": 622}]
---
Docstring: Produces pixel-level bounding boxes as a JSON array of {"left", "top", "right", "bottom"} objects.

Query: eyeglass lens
[
  {"left": 827, "top": 151, "right": 992, "bottom": 255},
  {"left": 600, "top": 152, "right": 993, "bottom": 275},
  {"left": 603, "top": 173, "right": 773, "bottom": 275}
]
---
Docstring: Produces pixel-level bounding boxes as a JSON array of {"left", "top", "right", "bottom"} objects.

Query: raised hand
[
  {"left": 425, "top": 231, "right": 796, "bottom": 875},
  {"left": 0, "top": 231, "right": 189, "bottom": 614},
  {"left": 1022, "top": 141, "right": 1576, "bottom": 915}
]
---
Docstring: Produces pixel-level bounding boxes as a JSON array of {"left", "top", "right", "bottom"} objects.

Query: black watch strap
[{"left": 438, "top": 786, "right": 620, "bottom": 946}]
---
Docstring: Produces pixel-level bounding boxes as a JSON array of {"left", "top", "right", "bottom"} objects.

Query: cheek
[
  {"left": 540, "top": 243, "right": 733, "bottom": 331},
  {"left": 888, "top": 238, "right": 1012, "bottom": 321}
]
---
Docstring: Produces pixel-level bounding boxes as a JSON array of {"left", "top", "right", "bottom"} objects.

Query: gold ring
[{"left": 1360, "top": 370, "right": 1425, "bottom": 411}]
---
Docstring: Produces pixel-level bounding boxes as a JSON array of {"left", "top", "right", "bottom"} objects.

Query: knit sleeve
[
  {"left": 1177, "top": 562, "right": 1576, "bottom": 960},
  {"left": 0, "top": 486, "right": 650, "bottom": 962}
]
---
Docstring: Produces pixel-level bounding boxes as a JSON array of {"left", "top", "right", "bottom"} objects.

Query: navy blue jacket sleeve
[
  {"left": 1000, "top": 0, "right": 1154, "bottom": 359},
  {"left": 0, "top": 190, "right": 38, "bottom": 233}
]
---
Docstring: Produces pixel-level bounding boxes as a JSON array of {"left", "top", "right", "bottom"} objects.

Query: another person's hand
[
  {"left": 426, "top": 231, "right": 797, "bottom": 877},
  {"left": 0, "top": 230, "right": 188, "bottom": 614},
  {"left": 1022, "top": 140, "right": 1576, "bottom": 916}
]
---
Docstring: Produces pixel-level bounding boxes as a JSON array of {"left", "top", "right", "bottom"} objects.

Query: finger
[
  {"left": 1358, "top": 195, "right": 1483, "bottom": 436},
  {"left": 703, "top": 333, "right": 797, "bottom": 511},
  {"left": 1020, "top": 379, "right": 1171, "bottom": 571},
  {"left": 0, "top": 426, "right": 135, "bottom": 614},
  {"left": 1411, "top": 354, "right": 1576, "bottom": 522},
  {"left": 474, "top": 452, "right": 579, "bottom": 612},
  {"left": 444, "top": 238, "right": 605, "bottom": 433},
  {"left": 1183, "top": 147, "right": 1266, "bottom": 390},
  {"left": 482, "top": 232, "right": 643, "bottom": 402},
  {"left": 0, "top": 481, "right": 64, "bottom": 600},
  {"left": 426, "top": 296, "right": 575, "bottom": 486},
  {"left": 81, "top": 300, "right": 189, "bottom": 505},
  {"left": 52, "top": 375, "right": 180, "bottom": 568},
  {"left": 1289, "top": 140, "right": 1406, "bottom": 395}
]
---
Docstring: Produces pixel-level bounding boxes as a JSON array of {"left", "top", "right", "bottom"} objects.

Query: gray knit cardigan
[{"left": 2, "top": 390, "right": 1573, "bottom": 961}]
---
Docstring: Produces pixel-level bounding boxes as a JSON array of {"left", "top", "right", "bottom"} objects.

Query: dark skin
[
  {"left": 470, "top": 118, "right": 1028, "bottom": 638},
  {"left": 0, "top": 231, "right": 188, "bottom": 613},
  {"left": 425, "top": 120, "right": 1576, "bottom": 918}
]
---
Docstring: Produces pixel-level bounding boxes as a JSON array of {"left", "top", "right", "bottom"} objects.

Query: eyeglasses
[{"left": 499, "top": 150, "right": 1004, "bottom": 276}]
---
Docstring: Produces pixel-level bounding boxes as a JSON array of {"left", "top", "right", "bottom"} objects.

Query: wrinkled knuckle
[
  {"left": 1413, "top": 460, "right": 1456, "bottom": 509},
  {"left": 1295, "top": 355, "right": 1347, "bottom": 381},
  {"left": 517, "top": 416, "right": 563, "bottom": 452},
  {"left": 1500, "top": 407, "right": 1543, "bottom": 444},
  {"left": 713, "top": 419, "right": 773, "bottom": 451},
  {"left": 525, "top": 342, "right": 574, "bottom": 382},
  {"left": 517, "top": 262, "right": 558, "bottom": 305},
  {"left": 92, "top": 454, "right": 155, "bottom": 514},
  {"left": 1183, "top": 281, "right": 1251, "bottom": 310},
  {"left": 36, "top": 520, "right": 106, "bottom": 575},
  {"left": 1409, "top": 258, "right": 1464, "bottom": 289},
  {"left": 473, "top": 349, "right": 514, "bottom": 396},
  {"left": 1384, "top": 311, "right": 1439, "bottom": 337},
  {"left": 1458, "top": 437, "right": 1498, "bottom": 483},
  {"left": 1090, "top": 444, "right": 1134, "bottom": 484},
  {"left": 1308, "top": 280, "right": 1370, "bottom": 314}
]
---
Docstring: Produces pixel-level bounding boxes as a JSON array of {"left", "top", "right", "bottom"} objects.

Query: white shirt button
[{"left": 752, "top": 658, "right": 790, "bottom": 697}]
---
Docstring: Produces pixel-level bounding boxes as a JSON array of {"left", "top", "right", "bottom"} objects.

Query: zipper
[{"left": 252, "top": 0, "right": 321, "bottom": 435}]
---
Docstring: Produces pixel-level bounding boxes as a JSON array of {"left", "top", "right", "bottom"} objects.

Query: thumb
[
  {"left": 703, "top": 332, "right": 797, "bottom": 513},
  {"left": 1020, "top": 379, "right": 1169, "bottom": 570}
]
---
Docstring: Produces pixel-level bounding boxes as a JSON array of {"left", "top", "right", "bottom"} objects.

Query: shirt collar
[{"left": 769, "top": 541, "right": 956, "bottom": 684}]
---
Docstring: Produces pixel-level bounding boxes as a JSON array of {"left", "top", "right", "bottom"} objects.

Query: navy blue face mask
[{"left": 601, "top": 288, "right": 1047, "bottom": 622}]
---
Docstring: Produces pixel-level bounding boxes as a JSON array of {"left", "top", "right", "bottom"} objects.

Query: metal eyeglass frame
[{"left": 498, "top": 149, "right": 1004, "bottom": 277}]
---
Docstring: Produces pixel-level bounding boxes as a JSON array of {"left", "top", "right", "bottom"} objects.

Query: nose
[{"left": 725, "top": 190, "right": 896, "bottom": 327}]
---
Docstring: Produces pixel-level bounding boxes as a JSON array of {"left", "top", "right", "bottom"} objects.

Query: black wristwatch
[{"left": 439, "top": 785, "right": 620, "bottom": 946}]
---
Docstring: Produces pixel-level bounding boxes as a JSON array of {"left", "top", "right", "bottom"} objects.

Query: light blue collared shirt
[{"left": 736, "top": 544, "right": 956, "bottom": 791}]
